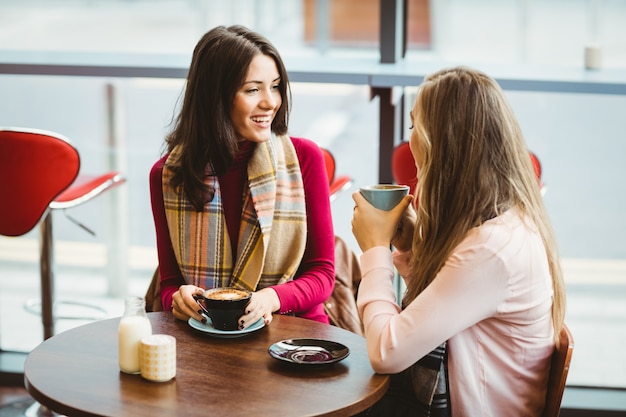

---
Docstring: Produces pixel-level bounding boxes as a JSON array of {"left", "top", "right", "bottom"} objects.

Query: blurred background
[{"left": 0, "top": 0, "right": 625, "bottom": 399}]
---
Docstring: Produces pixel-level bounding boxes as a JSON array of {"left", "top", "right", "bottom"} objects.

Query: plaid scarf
[
  {"left": 358, "top": 342, "right": 450, "bottom": 417},
  {"left": 162, "top": 134, "right": 307, "bottom": 291},
  {"left": 410, "top": 342, "right": 450, "bottom": 417}
]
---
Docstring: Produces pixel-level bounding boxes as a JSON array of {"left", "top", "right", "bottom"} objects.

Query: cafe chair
[
  {"left": 530, "top": 150, "right": 547, "bottom": 196},
  {"left": 324, "top": 235, "right": 363, "bottom": 336},
  {"left": 0, "top": 127, "right": 126, "bottom": 341},
  {"left": 391, "top": 141, "right": 546, "bottom": 195},
  {"left": 542, "top": 323, "right": 574, "bottom": 417},
  {"left": 391, "top": 141, "right": 418, "bottom": 194},
  {"left": 145, "top": 266, "right": 162, "bottom": 313},
  {"left": 318, "top": 147, "right": 361, "bottom": 335},
  {"left": 321, "top": 147, "right": 353, "bottom": 201}
]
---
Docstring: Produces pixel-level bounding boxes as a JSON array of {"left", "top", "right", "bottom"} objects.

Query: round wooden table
[{"left": 24, "top": 312, "right": 389, "bottom": 417}]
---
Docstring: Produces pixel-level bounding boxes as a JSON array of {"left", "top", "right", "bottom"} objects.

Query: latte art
[
  {"left": 194, "top": 287, "right": 252, "bottom": 330},
  {"left": 205, "top": 288, "right": 250, "bottom": 301}
]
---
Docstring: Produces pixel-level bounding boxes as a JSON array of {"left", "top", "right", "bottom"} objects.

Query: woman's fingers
[
  {"left": 172, "top": 286, "right": 279, "bottom": 328},
  {"left": 238, "top": 299, "right": 263, "bottom": 329},
  {"left": 171, "top": 285, "right": 205, "bottom": 322},
  {"left": 352, "top": 192, "right": 414, "bottom": 252},
  {"left": 238, "top": 290, "right": 276, "bottom": 329}
]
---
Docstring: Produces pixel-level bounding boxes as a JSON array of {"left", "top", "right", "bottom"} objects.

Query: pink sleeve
[
  {"left": 392, "top": 249, "right": 412, "bottom": 279},
  {"left": 149, "top": 155, "right": 183, "bottom": 311},
  {"left": 269, "top": 137, "right": 335, "bottom": 323},
  {"left": 357, "top": 240, "right": 509, "bottom": 374}
]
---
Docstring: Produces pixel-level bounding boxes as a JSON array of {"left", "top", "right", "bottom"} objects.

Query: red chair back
[
  {"left": 0, "top": 128, "right": 80, "bottom": 236},
  {"left": 529, "top": 151, "right": 542, "bottom": 179},
  {"left": 391, "top": 142, "right": 418, "bottom": 194},
  {"left": 529, "top": 151, "right": 547, "bottom": 194},
  {"left": 392, "top": 141, "right": 544, "bottom": 195},
  {"left": 322, "top": 147, "right": 336, "bottom": 184},
  {"left": 321, "top": 148, "right": 352, "bottom": 200}
]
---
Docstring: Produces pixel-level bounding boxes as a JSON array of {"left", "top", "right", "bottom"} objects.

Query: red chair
[
  {"left": 321, "top": 148, "right": 352, "bottom": 201},
  {"left": 0, "top": 127, "right": 125, "bottom": 340},
  {"left": 529, "top": 150, "right": 547, "bottom": 195},
  {"left": 391, "top": 141, "right": 418, "bottom": 195},
  {"left": 391, "top": 141, "right": 545, "bottom": 195}
]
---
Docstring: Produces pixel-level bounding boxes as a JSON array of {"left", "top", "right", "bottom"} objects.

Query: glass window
[
  {"left": 411, "top": 0, "right": 626, "bottom": 67},
  {"left": 1, "top": 0, "right": 625, "bottom": 393}
]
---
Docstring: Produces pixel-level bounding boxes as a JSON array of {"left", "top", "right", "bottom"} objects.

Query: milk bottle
[{"left": 118, "top": 296, "right": 152, "bottom": 374}]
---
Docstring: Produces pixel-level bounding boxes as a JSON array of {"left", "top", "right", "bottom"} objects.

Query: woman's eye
[
  {"left": 246, "top": 88, "right": 259, "bottom": 94},
  {"left": 408, "top": 124, "right": 414, "bottom": 130}
]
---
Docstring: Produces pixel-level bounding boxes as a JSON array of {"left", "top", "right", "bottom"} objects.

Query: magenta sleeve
[
  {"left": 149, "top": 155, "right": 183, "bottom": 311},
  {"left": 269, "top": 137, "right": 335, "bottom": 323}
]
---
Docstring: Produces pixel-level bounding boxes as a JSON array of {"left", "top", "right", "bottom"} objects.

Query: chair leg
[
  {"left": 29, "top": 212, "right": 107, "bottom": 341},
  {"left": 39, "top": 213, "right": 55, "bottom": 341}
]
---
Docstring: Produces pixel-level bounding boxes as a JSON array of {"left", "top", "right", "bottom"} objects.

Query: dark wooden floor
[{"left": 0, "top": 384, "right": 31, "bottom": 407}]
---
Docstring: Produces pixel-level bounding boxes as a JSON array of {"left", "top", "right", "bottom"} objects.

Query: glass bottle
[{"left": 118, "top": 296, "right": 152, "bottom": 374}]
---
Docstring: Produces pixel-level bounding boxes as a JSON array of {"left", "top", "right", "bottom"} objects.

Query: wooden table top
[{"left": 24, "top": 312, "right": 389, "bottom": 417}]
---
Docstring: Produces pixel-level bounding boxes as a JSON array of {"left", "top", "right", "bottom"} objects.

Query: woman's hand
[
  {"left": 351, "top": 191, "right": 413, "bottom": 253},
  {"left": 171, "top": 284, "right": 205, "bottom": 322},
  {"left": 391, "top": 202, "right": 417, "bottom": 252},
  {"left": 238, "top": 288, "right": 279, "bottom": 329}
]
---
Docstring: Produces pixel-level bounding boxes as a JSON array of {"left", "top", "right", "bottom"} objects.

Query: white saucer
[{"left": 188, "top": 316, "right": 265, "bottom": 338}]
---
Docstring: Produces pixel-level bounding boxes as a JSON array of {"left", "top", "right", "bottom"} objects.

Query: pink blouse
[
  {"left": 150, "top": 137, "right": 335, "bottom": 323},
  {"left": 357, "top": 208, "right": 555, "bottom": 416}
]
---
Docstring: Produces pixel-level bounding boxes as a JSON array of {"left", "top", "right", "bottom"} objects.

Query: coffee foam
[
  {"left": 370, "top": 184, "right": 407, "bottom": 190},
  {"left": 205, "top": 288, "right": 249, "bottom": 301}
]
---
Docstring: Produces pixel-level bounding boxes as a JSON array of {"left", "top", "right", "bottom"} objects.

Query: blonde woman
[{"left": 352, "top": 66, "right": 565, "bottom": 417}]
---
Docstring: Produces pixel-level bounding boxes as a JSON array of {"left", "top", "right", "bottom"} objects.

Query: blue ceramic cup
[{"left": 359, "top": 184, "right": 410, "bottom": 211}]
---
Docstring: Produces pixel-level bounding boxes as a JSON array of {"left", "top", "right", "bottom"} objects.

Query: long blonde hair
[{"left": 404, "top": 66, "right": 566, "bottom": 340}]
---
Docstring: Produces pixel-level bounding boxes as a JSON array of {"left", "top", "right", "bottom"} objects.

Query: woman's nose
[{"left": 260, "top": 90, "right": 278, "bottom": 109}]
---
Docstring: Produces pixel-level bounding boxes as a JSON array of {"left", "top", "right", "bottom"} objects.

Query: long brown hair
[
  {"left": 405, "top": 66, "right": 566, "bottom": 340},
  {"left": 165, "top": 25, "right": 291, "bottom": 210}
]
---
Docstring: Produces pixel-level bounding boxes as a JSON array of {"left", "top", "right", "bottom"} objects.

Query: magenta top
[{"left": 150, "top": 137, "right": 335, "bottom": 323}]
